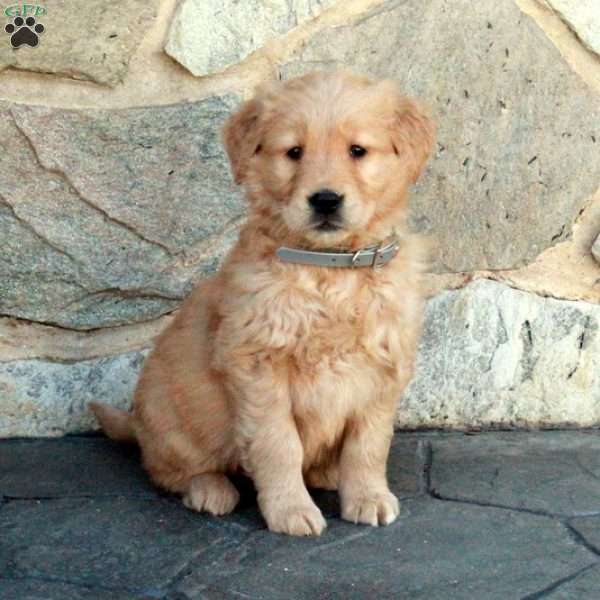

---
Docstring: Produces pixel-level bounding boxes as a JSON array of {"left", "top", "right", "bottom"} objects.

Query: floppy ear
[
  {"left": 221, "top": 98, "right": 263, "bottom": 185},
  {"left": 378, "top": 80, "right": 435, "bottom": 183},
  {"left": 389, "top": 92, "right": 435, "bottom": 184}
]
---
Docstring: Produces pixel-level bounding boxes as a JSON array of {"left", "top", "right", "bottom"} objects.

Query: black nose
[{"left": 308, "top": 189, "right": 344, "bottom": 215}]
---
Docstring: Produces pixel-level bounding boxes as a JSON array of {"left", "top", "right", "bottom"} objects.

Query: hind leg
[{"left": 182, "top": 473, "right": 240, "bottom": 516}]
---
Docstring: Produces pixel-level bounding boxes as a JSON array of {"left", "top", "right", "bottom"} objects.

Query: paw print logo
[{"left": 5, "top": 16, "right": 45, "bottom": 48}]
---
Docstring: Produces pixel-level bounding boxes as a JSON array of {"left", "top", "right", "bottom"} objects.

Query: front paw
[
  {"left": 262, "top": 498, "right": 327, "bottom": 536},
  {"left": 341, "top": 490, "right": 400, "bottom": 526}
]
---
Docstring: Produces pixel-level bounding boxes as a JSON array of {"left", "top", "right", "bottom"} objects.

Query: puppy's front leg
[
  {"left": 238, "top": 385, "right": 326, "bottom": 536},
  {"left": 339, "top": 406, "right": 399, "bottom": 527}
]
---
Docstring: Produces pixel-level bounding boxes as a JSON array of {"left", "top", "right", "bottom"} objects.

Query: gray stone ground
[{"left": 2, "top": 432, "right": 600, "bottom": 599}]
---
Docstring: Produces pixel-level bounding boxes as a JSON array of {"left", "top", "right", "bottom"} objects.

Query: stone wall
[{"left": 1, "top": 0, "right": 599, "bottom": 436}]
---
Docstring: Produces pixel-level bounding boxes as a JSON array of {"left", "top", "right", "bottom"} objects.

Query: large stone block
[
  {"left": 5, "top": 278, "right": 600, "bottom": 436},
  {"left": 0, "top": 96, "right": 244, "bottom": 329},
  {"left": 282, "top": 0, "right": 600, "bottom": 271},
  {"left": 0, "top": 350, "right": 147, "bottom": 437},
  {"left": 400, "top": 279, "right": 600, "bottom": 429},
  {"left": 545, "top": 0, "right": 600, "bottom": 56},
  {"left": 430, "top": 432, "right": 600, "bottom": 515},
  {"left": 165, "top": 0, "right": 338, "bottom": 77},
  {"left": 0, "top": 0, "right": 159, "bottom": 86}
]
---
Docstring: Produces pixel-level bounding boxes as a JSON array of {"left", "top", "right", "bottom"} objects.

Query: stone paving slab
[
  {"left": 429, "top": 431, "right": 600, "bottom": 516},
  {"left": 0, "top": 436, "right": 157, "bottom": 499},
  {"left": 175, "top": 500, "right": 593, "bottom": 600},
  {"left": 0, "top": 496, "right": 251, "bottom": 593},
  {"left": 1, "top": 432, "right": 600, "bottom": 599},
  {"left": 0, "top": 579, "right": 135, "bottom": 600}
]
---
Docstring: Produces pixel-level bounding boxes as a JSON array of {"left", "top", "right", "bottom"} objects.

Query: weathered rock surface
[
  {"left": 0, "top": 314, "right": 171, "bottom": 362},
  {"left": 0, "top": 350, "right": 147, "bottom": 437},
  {"left": 0, "top": 0, "right": 159, "bottom": 86},
  {"left": 545, "top": 0, "right": 600, "bottom": 57},
  {"left": 282, "top": 0, "right": 600, "bottom": 272},
  {"left": 430, "top": 432, "right": 600, "bottom": 515},
  {"left": 0, "top": 96, "right": 243, "bottom": 329},
  {"left": 165, "top": 0, "right": 338, "bottom": 77},
  {"left": 400, "top": 279, "right": 600, "bottom": 428}
]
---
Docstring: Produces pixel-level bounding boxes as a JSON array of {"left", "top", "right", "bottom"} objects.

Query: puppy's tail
[{"left": 89, "top": 402, "right": 137, "bottom": 443}]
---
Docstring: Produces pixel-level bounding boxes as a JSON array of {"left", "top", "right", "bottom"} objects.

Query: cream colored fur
[{"left": 92, "top": 71, "right": 434, "bottom": 536}]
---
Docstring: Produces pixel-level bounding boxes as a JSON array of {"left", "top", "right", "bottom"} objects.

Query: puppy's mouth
[{"left": 313, "top": 218, "right": 343, "bottom": 232}]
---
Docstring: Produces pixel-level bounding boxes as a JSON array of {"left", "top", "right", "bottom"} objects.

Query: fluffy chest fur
[
  {"left": 219, "top": 257, "right": 419, "bottom": 369},
  {"left": 214, "top": 246, "right": 423, "bottom": 465}
]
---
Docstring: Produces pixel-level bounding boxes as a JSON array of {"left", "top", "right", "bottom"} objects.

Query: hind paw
[{"left": 183, "top": 473, "right": 239, "bottom": 516}]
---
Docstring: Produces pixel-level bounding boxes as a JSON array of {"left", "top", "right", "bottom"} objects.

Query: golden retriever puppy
[{"left": 91, "top": 71, "right": 434, "bottom": 536}]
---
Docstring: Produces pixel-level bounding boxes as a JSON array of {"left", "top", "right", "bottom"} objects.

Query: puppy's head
[{"left": 223, "top": 71, "right": 434, "bottom": 247}]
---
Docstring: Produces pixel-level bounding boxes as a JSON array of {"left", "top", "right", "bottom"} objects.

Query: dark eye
[
  {"left": 349, "top": 145, "right": 367, "bottom": 159},
  {"left": 286, "top": 146, "right": 303, "bottom": 161}
]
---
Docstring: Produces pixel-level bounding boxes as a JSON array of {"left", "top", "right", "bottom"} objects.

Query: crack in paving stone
[
  {"left": 428, "top": 489, "right": 562, "bottom": 518},
  {"left": 519, "top": 562, "right": 600, "bottom": 600},
  {"left": 565, "top": 521, "right": 600, "bottom": 558},
  {"left": 574, "top": 452, "right": 600, "bottom": 484},
  {"left": 416, "top": 439, "right": 433, "bottom": 494},
  {"left": 430, "top": 490, "right": 600, "bottom": 567},
  {"left": 431, "top": 493, "right": 600, "bottom": 520},
  {"left": 3, "top": 492, "right": 160, "bottom": 502},
  {"left": 163, "top": 529, "right": 259, "bottom": 593},
  {"left": 164, "top": 531, "right": 271, "bottom": 598}
]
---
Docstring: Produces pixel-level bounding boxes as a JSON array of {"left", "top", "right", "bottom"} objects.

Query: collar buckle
[
  {"left": 351, "top": 246, "right": 369, "bottom": 268},
  {"left": 374, "top": 239, "right": 399, "bottom": 269}
]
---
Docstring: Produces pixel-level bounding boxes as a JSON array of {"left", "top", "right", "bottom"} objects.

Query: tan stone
[
  {"left": 516, "top": 0, "right": 600, "bottom": 97},
  {"left": 490, "top": 188, "right": 600, "bottom": 303},
  {"left": 0, "top": 0, "right": 159, "bottom": 86},
  {"left": 544, "top": 0, "right": 600, "bottom": 57},
  {"left": 0, "top": 315, "right": 171, "bottom": 362},
  {"left": 0, "top": 0, "right": 385, "bottom": 110},
  {"left": 592, "top": 235, "right": 600, "bottom": 267},
  {"left": 423, "top": 187, "right": 600, "bottom": 304}
]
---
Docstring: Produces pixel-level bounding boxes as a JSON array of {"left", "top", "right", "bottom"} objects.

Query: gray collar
[{"left": 276, "top": 234, "right": 400, "bottom": 269}]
